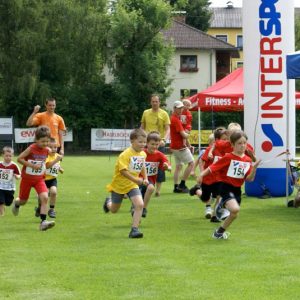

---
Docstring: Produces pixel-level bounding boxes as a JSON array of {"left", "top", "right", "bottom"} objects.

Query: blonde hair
[
  {"left": 227, "top": 122, "right": 242, "bottom": 131},
  {"left": 207, "top": 133, "right": 215, "bottom": 145}
]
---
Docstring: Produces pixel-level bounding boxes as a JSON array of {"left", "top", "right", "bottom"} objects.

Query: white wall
[{"left": 166, "top": 49, "right": 216, "bottom": 109}]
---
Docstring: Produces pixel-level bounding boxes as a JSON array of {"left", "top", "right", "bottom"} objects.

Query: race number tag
[
  {"left": 129, "top": 156, "right": 145, "bottom": 173},
  {"left": 227, "top": 160, "right": 251, "bottom": 179},
  {"left": 0, "top": 168, "right": 13, "bottom": 182},
  {"left": 25, "top": 160, "right": 46, "bottom": 175},
  {"left": 145, "top": 162, "right": 159, "bottom": 176},
  {"left": 46, "top": 163, "right": 60, "bottom": 177}
]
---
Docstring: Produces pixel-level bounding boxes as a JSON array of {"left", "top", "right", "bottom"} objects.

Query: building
[{"left": 162, "top": 18, "right": 239, "bottom": 108}]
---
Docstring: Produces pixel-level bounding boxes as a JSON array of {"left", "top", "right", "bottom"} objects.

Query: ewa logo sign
[{"left": 259, "top": 0, "right": 284, "bottom": 152}]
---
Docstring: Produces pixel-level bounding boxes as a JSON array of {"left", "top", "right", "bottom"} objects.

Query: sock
[
  {"left": 206, "top": 204, "right": 211, "bottom": 208},
  {"left": 217, "top": 226, "right": 225, "bottom": 234},
  {"left": 50, "top": 205, "right": 55, "bottom": 209},
  {"left": 40, "top": 214, "right": 46, "bottom": 222}
]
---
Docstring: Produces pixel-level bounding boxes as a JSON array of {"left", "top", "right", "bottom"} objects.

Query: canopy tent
[{"left": 189, "top": 68, "right": 300, "bottom": 111}]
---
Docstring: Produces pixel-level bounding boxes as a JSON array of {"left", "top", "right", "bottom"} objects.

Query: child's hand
[
  {"left": 14, "top": 174, "right": 21, "bottom": 180},
  {"left": 253, "top": 159, "right": 262, "bottom": 168},
  {"left": 32, "top": 163, "right": 43, "bottom": 170},
  {"left": 59, "top": 167, "right": 64, "bottom": 174},
  {"left": 142, "top": 179, "right": 149, "bottom": 186},
  {"left": 163, "top": 162, "right": 171, "bottom": 172}
]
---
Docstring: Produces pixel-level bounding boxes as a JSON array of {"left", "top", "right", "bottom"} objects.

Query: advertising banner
[{"left": 243, "top": 0, "right": 295, "bottom": 196}]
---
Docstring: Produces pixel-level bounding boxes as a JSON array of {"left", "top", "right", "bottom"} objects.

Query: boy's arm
[
  {"left": 46, "top": 155, "right": 63, "bottom": 169},
  {"left": 120, "top": 169, "right": 144, "bottom": 186},
  {"left": 246, "top": 159, "right": 261, "bottom": 182},
  {"left": 17, "top": 147, "right": 41, "bottom": 170},
  {"left": 26, "top": 105, "right": 40, "bottom": 126}
]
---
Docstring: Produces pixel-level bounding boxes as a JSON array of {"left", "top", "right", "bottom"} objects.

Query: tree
[
  {"left": 107, "top": 0, "right": 174, "bottom": 127},
  {"left": 169, "top": 0, "right": 211, "bottom": 32}
]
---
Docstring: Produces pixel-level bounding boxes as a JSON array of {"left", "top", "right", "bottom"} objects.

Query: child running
[
  {"left": 199, "top": 131, "right": 261, "bottom": 239},
  {"left": 103, "top": 128, "right": 149, "bottom": 238},
  {"left": 138, "top": 131, "right": 171, "bottom": 218},
  {"left": 35, "top": 137, "right": 64, "bottom": 218},
  {"left": 12, "top": 125, "right": 61, "bottom": 231},
  {"left": 0, "top": 147, "right": 21, "bottom": 216}
]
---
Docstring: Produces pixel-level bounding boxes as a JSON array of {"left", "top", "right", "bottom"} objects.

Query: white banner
[
  {"left": 91, "top": 128, "right": 131, "bottom": 151},
  {"left": 14, "top": 128, "right": 73, "bottom": 143},
  {"left": 0, "top": 118, "right": 13, "bottom": 135}
]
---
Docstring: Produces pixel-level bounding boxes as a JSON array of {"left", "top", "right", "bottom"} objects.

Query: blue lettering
[{"left": 259, "top": 0, "right": 281, "bottom": 36}]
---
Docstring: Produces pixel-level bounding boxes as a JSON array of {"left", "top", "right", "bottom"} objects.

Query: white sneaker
[
  {"left": 205, "top": 206, "right": 213, "bottom": 219},
  {"left": 39, "top": 220, "right": 55, "bottom": 231},
  {"left": 220, "top": 208, "right": 230, "bottom": 220},
  {"left": 12, "top": 202, "right": 19, "bottom": 216}
]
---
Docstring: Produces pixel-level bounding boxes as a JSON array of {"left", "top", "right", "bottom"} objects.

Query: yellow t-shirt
[
  {"left": 141, "top": 108, "right": 170, "bottom": 137},
  {"left": 45, "top": 153, "right": 61, "bottom": 181},
  {"left": 106, "top": 147, "right": 146, "bottom": 194}
]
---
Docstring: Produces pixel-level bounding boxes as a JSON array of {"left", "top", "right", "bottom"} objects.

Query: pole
[
  {"left": 198, "top": 106, "right": 201, "bottom": 153},
  {"left": 286, "top": 79, "right": 290, "bottom": 204}
]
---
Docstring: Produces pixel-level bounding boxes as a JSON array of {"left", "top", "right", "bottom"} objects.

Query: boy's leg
[
  {"left": 129, "top": 194, "right": 144, "bottom": 238},
  {"left": 143, "top": 184, "right": 155, "bottom": 209},
  {"left": 48, "top": 186, "right": 57, "bottom": 218},
  {"left": 103, "top": 191, "right": 123, "bottom": 213}
]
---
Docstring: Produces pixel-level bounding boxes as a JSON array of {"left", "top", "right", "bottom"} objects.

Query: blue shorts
[
  {"left": 157, "top": 146, "right": 167, "bottom": 183},
  {"left": 218, "top": 182, "right": 242, "bottom": 207},
  {"left": 111, "top": 188, "right": 142, "bottom": 204}
]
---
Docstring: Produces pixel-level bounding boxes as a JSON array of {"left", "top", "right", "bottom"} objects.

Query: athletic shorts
[
  {"left": 172, "top": 148, "right": 194, "bottom": 165},
  {"left": 218, "top": 182, "right": 242, "bottom": 207},
  {"left": 0, "top": 190, "right": 15, "bottom": 206},
  {"left": 45, "top": 178, "right": 57, "bottom": 189},
  {"left": 111, "top": 188, "right": 141, "bottom": 204},
  {"left": 19, "top": 178, "right": 48, "bottom": 202},
  {"left": 157, "top": 146, "right": 166, "bottom": 183},
  {"left": 200, "top": 182, "right": 221, "bottom": 202}
]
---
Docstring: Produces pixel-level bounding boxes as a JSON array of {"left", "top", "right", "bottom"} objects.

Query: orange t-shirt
[{"left": 32, "top": 112, "right": 66, "bottom": 147}]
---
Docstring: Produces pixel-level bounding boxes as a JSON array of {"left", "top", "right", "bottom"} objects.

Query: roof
[
  {"left": 209, "top": 7, "right": 242, "bottom": 28},
  {"left": 210, "top": 7, "right": 300, "bottom": 29},
  {"left": 162, "top": 19, "right": 238, "bottom": 50}
]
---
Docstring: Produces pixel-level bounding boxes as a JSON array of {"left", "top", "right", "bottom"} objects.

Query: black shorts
[
  {"left": 45, "top": 178, "right": 58, "bottom": 189},
  {"left": 200, "top": 182, "right": 221, "bottom": 202},
  {"left": 139, "top": 179, "right": 155, "bottom": 198},
  {"left": 0, "top": 190, "right": 15, "bottom": 206},
  {"left": 157, "top": 146, "right": 166, "bottom": 183},
  {"left": 219, "top": 182, "right": 242, "bottom": 207}
]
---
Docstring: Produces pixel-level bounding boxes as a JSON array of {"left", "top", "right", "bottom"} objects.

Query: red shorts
[{"left": 19, "top": 177, "right": 48, "bottom": 202}]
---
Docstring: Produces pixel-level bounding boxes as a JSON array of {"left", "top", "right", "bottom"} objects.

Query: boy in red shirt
[
  {"left": 200, "top": 131, "right": 261, "bottom": 239},
  {"left": 133, "top": 131, "right": 171, "bottom": 218}
]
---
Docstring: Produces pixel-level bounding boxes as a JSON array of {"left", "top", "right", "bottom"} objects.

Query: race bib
[
  {"left": 25, "top": 160, "right": 46, "bottom": 175},
  {"left": 46, "top": 163, "right": 60, "bottom": 177},
  {"left": 0, "top": 168, "right": 13, "bottom": 183},
  {"left": 128, "top": 156, "right": 145, "bottom": 173},
  {"left": 145, "top": 162, "right": 159, "bottom": 176},
  {"left": 227, "top": 160, "right": 251, "bottom": 179}
]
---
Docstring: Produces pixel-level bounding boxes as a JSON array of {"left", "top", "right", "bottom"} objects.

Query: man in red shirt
[{"left": 170, "top": 101, "right": 194, "bottom": 193}]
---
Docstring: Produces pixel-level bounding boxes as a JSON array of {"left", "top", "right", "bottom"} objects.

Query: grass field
[{"left": 1, "top": 155, "right": 300, "bottom": 299}]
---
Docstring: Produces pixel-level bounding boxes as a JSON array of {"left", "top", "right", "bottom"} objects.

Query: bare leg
[
  {"left": 221, "top": 199, "right": 240, "bottom": 230},
  {"left": 131, "top": 195, "right": 143, "bottom": 228},
  {"left": 143, "top": 184, "right": 155, "bottom": 208}
]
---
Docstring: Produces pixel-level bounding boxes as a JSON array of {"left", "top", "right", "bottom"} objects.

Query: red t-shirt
[
  {"left": 208, "top": 152, "right": 253, "bottom": 187},
  {"left": 180, "top": 110, "right": 192, "bottom": 131},
  {"left": 201, "top": 146, "right": 223, "bottom": 184},
  {"left": 21, "top": 144, "right": 49, "bottom": 180},
  {"left": 143, "top": 149, "right": 169, "bottom": 184},
  {"left": 170, "top": 113, "right": 185, "bottom": 149}
]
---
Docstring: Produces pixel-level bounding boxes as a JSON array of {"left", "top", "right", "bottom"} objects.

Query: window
[
  {"left": 180, "top": 89, "right": 198, "bottom": 99},
  {"left": 180, "top": 55, "right": 198, "bottom": 72},
  {"left": 216, "top": 35, "right": 228, "bottom": 43},
  {"left": 236, "top": 61, "right": 243, "bottom": 68},
  {"left": 237, "top": 35, "right": 243, "bottom": 49}
]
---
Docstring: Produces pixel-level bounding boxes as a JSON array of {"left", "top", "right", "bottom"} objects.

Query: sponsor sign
[{"left": 0, "top": 118, "right": 13, "bottom": 135}]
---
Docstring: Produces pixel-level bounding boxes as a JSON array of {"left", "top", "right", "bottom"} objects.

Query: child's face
[
  {"left": 3, "top": 152, "right": 12, "bottom": 163},
  {"left": 131, "top": 136, "right": 147, "bottom": 152},
  {"left": 183, "top": 102, "right": 191, "bottom": 110},
  {"left": 49, "top": 142, "right": 58, "bottom": 154},
  {"left": 36, "top": 137, "right": 50, "bottom": 148},
  {"left": 147, "top": 140, "right": 160, "bottom": 153},
  {"left": 233, "top": 136, "right": 247, "bottom": 154}
]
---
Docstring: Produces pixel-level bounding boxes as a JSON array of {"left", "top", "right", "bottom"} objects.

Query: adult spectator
[
  {"left": 26, "top": 98, "right": 66, "bottom": 155},
  {"left": 170, "top": 100, "right": 194, "bottom": 193},
  {"left": 141, "top": 94, "right": 170, "bottom": 196}
]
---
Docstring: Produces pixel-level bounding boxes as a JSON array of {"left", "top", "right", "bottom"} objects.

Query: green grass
[{"left": 1, "top": 155, "right": 300, "bottom": 299}]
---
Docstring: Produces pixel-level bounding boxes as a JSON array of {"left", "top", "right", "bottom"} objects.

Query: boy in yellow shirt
[{"left": 103, "top": 128, "right": 148, "bottom": 238}]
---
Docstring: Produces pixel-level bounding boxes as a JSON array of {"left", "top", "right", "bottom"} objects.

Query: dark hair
[
  {"left": 45, "top": 98, "right": 56, "bottom": 105},
  {"left": 214, "top": 127, "right": 227, "bottom": 140},
  {"left": 2, "top": 146, "right": 13, "bottom": 154},
  {"left": 130, "top": 128, "right": 147, "bottom": 141},
  {"left": 230, "top": 130, "right": 248, "bottom": 145},
  {"left": 35, "top": 126, "right": 51, "bottom": 141},
  {"left": 147, "top": 131, "right": 161, "bottom": 142},
  {"left": 49, "top": 137, "right": 56, "bottom": 143}
]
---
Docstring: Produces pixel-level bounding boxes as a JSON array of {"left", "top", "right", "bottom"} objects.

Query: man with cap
[{"left": 170, "top": 100, "right": 194, "bottom": 193}]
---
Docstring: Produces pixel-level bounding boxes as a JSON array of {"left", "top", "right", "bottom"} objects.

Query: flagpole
[{"left": 286, "top": 79, "right": 290, "bottom": 205}]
